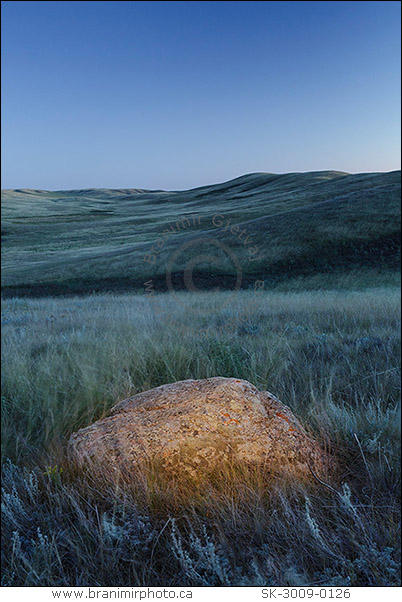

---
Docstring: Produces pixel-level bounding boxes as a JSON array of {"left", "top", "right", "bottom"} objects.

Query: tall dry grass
[{"left": 1, "top": 288, "right": 401, "bottom": 585}]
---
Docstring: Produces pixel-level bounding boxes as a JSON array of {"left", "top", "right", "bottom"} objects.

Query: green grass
[
  {"left": 2, "top": 170, "right": 400, "bottom": 296},
  {"left": 1, "top": 287, "right": 400, "bottom": 586}
]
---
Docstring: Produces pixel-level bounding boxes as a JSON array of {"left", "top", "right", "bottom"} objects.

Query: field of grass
[
  {"left": 2, "top": 287, "right": 400, "bottom": 586},
  {"left": 2, "top": 170, "right": 400, "bottom": 296}
]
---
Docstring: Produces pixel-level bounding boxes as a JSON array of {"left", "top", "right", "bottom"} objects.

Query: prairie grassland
[
  {"left": 2, "top": 170, "right": 400, "bottom": 296},
  {"left": 1, "top": 287, "right": 401, "bottom": 586}
]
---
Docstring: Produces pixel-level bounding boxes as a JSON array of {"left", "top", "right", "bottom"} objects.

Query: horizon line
[{"left": 2, "top": 168, "right": 401, "bottom": 194}]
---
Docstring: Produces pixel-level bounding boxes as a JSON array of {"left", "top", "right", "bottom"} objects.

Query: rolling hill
[{"left": 1, "top": 170, "right": 401, "bottom": 297}]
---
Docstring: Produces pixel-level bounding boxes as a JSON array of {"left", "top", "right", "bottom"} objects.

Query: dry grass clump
[{"left": 2, "top": 454, "right": 400, "bottom": 587}]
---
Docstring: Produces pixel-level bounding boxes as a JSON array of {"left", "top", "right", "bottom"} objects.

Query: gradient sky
[{"left": 1, "top": 1, "right": 401, "bottom": 190}]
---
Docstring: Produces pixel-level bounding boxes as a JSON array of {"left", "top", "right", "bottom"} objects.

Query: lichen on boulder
[{"left": 68, "top": 377, "right": 326, "bottom": 481}]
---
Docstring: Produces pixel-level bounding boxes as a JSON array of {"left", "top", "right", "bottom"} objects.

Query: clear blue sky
[{"left": 1, "top": 1, "right": 401, "bottom": 190}]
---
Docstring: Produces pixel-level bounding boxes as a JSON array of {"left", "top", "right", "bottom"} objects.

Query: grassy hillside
[
  {"left": 2, "top": 170, "right": 401, "bottom": 296},
  {"left": 2, "top": 173, "right": 401, "bottom": 585}
]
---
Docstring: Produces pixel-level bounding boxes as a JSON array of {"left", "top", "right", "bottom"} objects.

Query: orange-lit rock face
[{"left": 68, "top": 378, "right": 325, "bottom": 480}]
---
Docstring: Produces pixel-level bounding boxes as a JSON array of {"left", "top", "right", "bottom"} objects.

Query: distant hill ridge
[
  {"left": 1, "top": 170, "right": 359, "bottom": 197},
  {"left": 2, "top": 170, "right": 400, "bottom": 297}
]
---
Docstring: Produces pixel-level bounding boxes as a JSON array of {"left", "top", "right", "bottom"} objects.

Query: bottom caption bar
[{"left": 1, "top": 587, "right": 401, "bottom": 602}]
